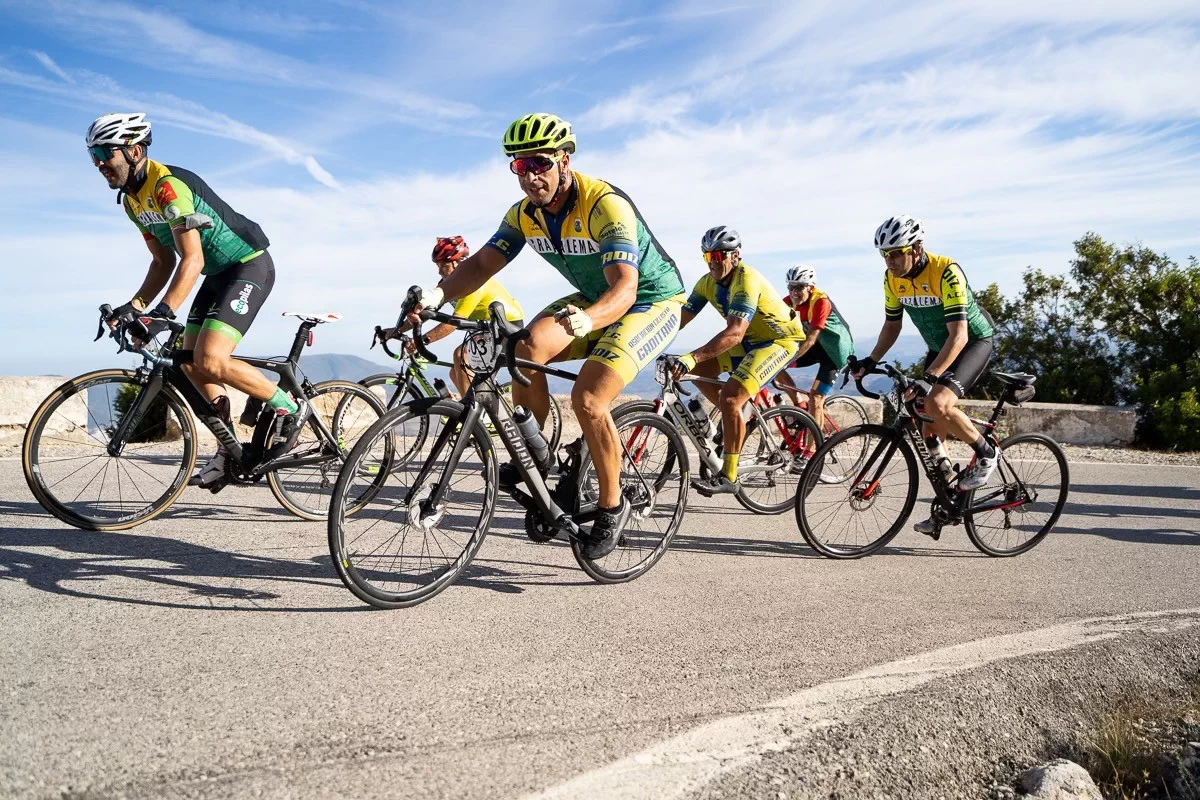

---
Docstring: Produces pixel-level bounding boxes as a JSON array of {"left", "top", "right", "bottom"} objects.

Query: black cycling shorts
[
  {"left": 185, "top": 252, "right": 275, "bottom": 345},
  {"left": 791, "top": 344, "right": 841, "bottom": 388},
  {"left": 924, "top": 337, "right": 994, "bottom": 397}
]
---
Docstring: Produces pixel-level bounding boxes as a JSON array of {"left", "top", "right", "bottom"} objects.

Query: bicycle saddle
[
  {"left": 992, "top": 371, "right": 1036, "bottom": 387},
  {"left": 282, "top": 311, "right": 342, "bottom": 324}
]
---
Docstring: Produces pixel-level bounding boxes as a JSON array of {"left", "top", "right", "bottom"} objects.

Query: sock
[
  {"left": 970, "top": 435, "right": 995, "bottom": 459},
  {"left": 267, "top": 387, "right": 299, "bottom": 414},
  {"left": 722, "top": 452, "right": 740, "bottom": 482}
]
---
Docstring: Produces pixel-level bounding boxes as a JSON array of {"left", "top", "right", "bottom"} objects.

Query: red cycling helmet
[{"left": 432, "top": 235, "right": 470, "bottom": 263}]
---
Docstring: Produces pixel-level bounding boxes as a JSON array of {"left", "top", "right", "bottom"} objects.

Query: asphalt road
[{"left": 1, "top": 457, "right": 1197, "bottom": 799}]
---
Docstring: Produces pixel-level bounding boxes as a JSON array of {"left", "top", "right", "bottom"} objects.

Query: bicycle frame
[
  {"left": 105, "top": 316, "right": 342, "bottom": 479},
  {"left": 850, "top": 367, "right": 1038, "bottom": 524}
]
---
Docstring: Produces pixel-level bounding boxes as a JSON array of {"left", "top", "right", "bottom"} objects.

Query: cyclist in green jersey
[
  {"left": 407, "top": 113, "right": 686, "bottom": 559},
  {"left": 88, "top": 113, "right": 304, "bottom": 488},
  {"left": 851, "top": 215, "right": 999, "bottom": 536}
]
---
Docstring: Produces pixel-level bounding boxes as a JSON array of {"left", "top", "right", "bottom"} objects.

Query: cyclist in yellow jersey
[
  {"left": 406, "top": 113, "right": 686, "bottom": 559},
  {"left": 669, "top": 226, "right": 805, "bottom": 495},
  {"left": 385, "top": 236, "right": 524, "bottom": 396},
  {"left": 851, "top": 215, "right": 999, "bottom": 538}
]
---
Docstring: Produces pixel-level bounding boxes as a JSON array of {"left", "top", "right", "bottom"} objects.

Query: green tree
[{"left": 1067, "top": 234, "right": 1200, "bottom": 447}]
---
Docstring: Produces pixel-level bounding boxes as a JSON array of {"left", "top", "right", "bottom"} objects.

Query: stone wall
[{"left": 0, "top": 377, "right": 1137, "bottom": 448}]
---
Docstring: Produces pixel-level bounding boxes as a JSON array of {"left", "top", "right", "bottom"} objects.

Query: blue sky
[{"left": 2, "top": 0, "right": 1200, "bottom": 376}]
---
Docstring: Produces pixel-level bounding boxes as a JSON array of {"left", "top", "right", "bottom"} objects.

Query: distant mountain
[{"left": 293, "top": 353, "right": 403, "bottom": 383}]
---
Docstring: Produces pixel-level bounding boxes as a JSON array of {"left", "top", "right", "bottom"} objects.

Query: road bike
[
  {"left": 327, "top": 298, "right": 689, "bottom": 609},
  {"left": 707, "top": 381, "right": 870, "bottom": 484},
  {"left": 795, "top": 364, "right": 1069, "bottom": 557},
  {"left": 614, "top": 359, "right": 823, "bottom": 514},
  {"left": 360, "top": 328, "right": 562, "bottom": 464},
  {"left": 23, "top": 307, "right": 389, "bottom": 529}
]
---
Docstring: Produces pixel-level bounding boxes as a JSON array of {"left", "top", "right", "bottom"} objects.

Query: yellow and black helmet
[{"left": 502, "top": 113, "right": 576, "bottom": 156}]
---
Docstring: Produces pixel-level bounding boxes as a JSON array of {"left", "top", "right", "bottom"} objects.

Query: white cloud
[{"left": 30, "top": 50, "right": 73, "bottom": 83}]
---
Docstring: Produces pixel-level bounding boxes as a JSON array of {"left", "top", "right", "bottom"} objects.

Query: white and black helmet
[
  {"left": 786, "top": 265, "right": 816, "bottom": 286},
  {"left": 874, "top": 215, "right": 924, "bottom": 250},
  {"left": 701, "top": 225, "right": 741, "bottom": 253},
  {"left": 86, "top": 112, "right": 152, "bottom": 148}
]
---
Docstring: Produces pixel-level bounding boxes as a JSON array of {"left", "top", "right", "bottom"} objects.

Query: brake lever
[{"left": 96, "top": 304, "right": 113, "bottom": 342}]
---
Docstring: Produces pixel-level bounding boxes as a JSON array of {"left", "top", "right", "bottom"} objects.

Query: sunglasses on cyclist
[
  {"left": 509, "top": 153, "right": 563, "bottom": 177},
  {"left": 880, "top": 245, "right": 913, "bottom": 258},
  {"left": 88, "top": 144, "right": 117, "bottom": 163},
  {"left": 702, "top": 250, "right": 733, "bottom": 263}
]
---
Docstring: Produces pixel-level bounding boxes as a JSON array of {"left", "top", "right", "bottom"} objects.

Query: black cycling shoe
[
  {"left": 691, "top": 474, "right": 740, "bottom": 497},
  {"left": 499, "top": 462, "right": 522, "bottom": 491},
  {"left": 582, "top": 496, "right": 631, "bottom": 560}
]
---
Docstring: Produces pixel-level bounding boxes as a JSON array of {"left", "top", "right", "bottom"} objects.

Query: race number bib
[{"left": 464, "top": 331, "right": 498, "bottom": 372}]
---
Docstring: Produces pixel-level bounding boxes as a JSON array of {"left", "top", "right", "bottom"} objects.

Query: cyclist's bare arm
[
  {"left": 792, "top": 326, "right": 821, "bottom": 359},
  {"left": 569, "top": 263, "right": 637, "bottom": 328},
  {"left": 422, "top": 322, "right": 457, "bottom": 344},
  {"left": 925, "top": 320, "right": 968, "bottom": 376},
  {"left": 690, "top": 317, "right": 749, "bottom": 364},
  {"left": 130, "top": 236, "right": 177, "bottom": 311},
  {"left": 435, "top": 245, "right": 507, "bottom": 305},
  {"left": 679, "top": 308, "right": 698, "bottom": 330},
  {"left": 160, "top": 227, "right": 204, "bottom": 313},
  {"left": 865, "top": 319, "right": 903, "bottom": 367}
]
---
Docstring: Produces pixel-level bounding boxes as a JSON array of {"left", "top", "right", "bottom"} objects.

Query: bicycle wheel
[
  {"left": 267, "top": 380, "right": 388, "bottom": 521},
  {"left": 964, "top": 433, "right": 1069, "bottom": 557},
  {"left": 22, "top": 369, "right": 196, "bottom": 531},
  {"left": 735, "top": 405, "right": 822, "bottom": 515},
  {"left": 328, "top": 400, "right": 497, "bottom": 609},
  {"left": 818, "top": 395, "right": 871, "bottom": 484},
  {"left": 573, "top": 410, "right": 688, "bottom": 583},
  {"left": 360, "top": 373, "right": 429, "bottom": 466},
  {"left": 795, "top": 425, "right": 919, "bottom": 558}
]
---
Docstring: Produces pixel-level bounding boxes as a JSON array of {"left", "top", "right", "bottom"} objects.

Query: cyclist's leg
[
  {"left": 723, "top": 339, "right": 800, "bottom": 480},
  {"left": 512, "top": 295, "right": 587, "bottom": 427},
  {"left": 183, "top": 253, "right": 278, "bottom": 404},
  {"left": 773, "top": 369, "right": 803, "bottom": 405},
  {"left": 450, "top": 342, "right": 471, "bottom": 397},
  {"left": 808, "top": 348, "right": 841, "bottom": 430},
  {"left": 925, "top": 338, "right": 994, "bottom": 443},
  {"left": 691, "top": 356, "right": 725, "bottom": 407},
  {"left": 574, "top": 298, "right": 683, "bottom": 508}
]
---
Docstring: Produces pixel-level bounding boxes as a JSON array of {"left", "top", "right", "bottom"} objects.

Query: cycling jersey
[
  {"left": 485, "top": 171, "right": 685, "bottom": 304},
  {"left": 783, "top": 286, "right": 854, "bottom": 366},
  {"left": 883, "top": 252, "right": 994, "bottom": 351},
  {"left": 452, "top": 277, "right": 524, "bottom": 322},
  {"left": 683, "top": 262, "right": 806, "bottom": 347},
  {"left": 123, "top": 159, "right": 269, "bottom": 275}
]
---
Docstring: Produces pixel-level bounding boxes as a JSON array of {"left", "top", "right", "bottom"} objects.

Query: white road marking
[{"left": 524, "top": 607, "right": 1200, "bottom": 800}]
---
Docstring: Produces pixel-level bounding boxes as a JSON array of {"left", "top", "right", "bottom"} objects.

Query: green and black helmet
[{"left": 503, "top": 113, "right": 576, "bottom": 156}]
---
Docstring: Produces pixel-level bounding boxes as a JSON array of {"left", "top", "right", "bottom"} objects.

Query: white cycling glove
[
  {"left": 557, "top": 305, "right": 594, "bottom": 338},
  {"left": 417, "top": 285, "right": 445, "bottom": 309}
]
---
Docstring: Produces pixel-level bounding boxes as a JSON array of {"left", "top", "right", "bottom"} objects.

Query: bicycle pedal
[{"left": 207, "top": 477, "right": 231, "bottom": 494}]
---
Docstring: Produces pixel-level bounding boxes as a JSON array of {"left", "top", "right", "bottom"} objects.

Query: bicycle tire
[
  {"left": 817, "top": 395, "right": 871, "bottom": 483},
  {"left": 572, "top": 410, "right": 688, "bottom": 583},
  {"left": 795, "top": 425, "right": 918, "bottom": 558},
  {"left": 361, "top": 373, "right": 430, "bottom": 465},
  {"left": 22, "top": 369, "right": 196, "bottom": 531},
  {"left": 328, "top": 399, "right": 497, "bottom": 609},
  {"left": 267, "top": 380, "right": 388, "bottom": 520},
  {"left": 734, "top": 405, "right": 823, "bottom": 515},
  {"left": 963, "top": 432, "right": 1070, "bottom": 557}
]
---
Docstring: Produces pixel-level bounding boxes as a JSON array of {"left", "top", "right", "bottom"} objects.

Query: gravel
[{"left": 693, "top": 628, "right": 1200, "bottom": 800}]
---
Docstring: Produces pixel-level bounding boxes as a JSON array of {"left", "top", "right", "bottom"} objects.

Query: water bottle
[
  {"left": 432, "top": 378, "right": 452, "bottom": 399},
  {"left": 686, "top": 398, "right": 714, "bottom": 438},
  {"left": 513, "top": 406, "right": 551, "bottom": 470},
  {"left": 772, "top": 393, "right": 784, "bottom": 407},
  {"left": 935, "top": 456, "right": 956, "bottom": 482}
]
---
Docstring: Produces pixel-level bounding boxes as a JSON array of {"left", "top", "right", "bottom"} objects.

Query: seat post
[{"left": 287, "top": 321, "right": 315, "bottom": 364}]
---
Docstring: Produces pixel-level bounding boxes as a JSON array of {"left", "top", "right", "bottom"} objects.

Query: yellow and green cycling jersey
[
  {"left": 123, "top": 159, "right": 269, "bottom": 275},
  {"left": 485, "top": 171, "right": 685, "bottom": 304},
  {"left": 883, "top": 251, "right": 995, "bottom": 351},
  {"left": 683, "top": 262, "right": 806, "bottom": 347},
  {"left": 452, "top": 277, "right": 524, "bottom": 322}
]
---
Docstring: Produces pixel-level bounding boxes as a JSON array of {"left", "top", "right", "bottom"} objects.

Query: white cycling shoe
[
  {"left": 959, "top": 447, "right": 1002, "bottom": 491},
  {"left": 189, "top": 447, "right": 228, "bottom": 487}
]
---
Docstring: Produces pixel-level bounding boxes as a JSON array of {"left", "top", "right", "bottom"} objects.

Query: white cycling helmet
[
  {"left": 874, "top": 215, "right": 924, "bottom": 250},
  {"left": 786, "top": 265, "right": 816, "bottom": 286},
  {"left": 86, "top": 112, "right": 152, "bottom": 148}
]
